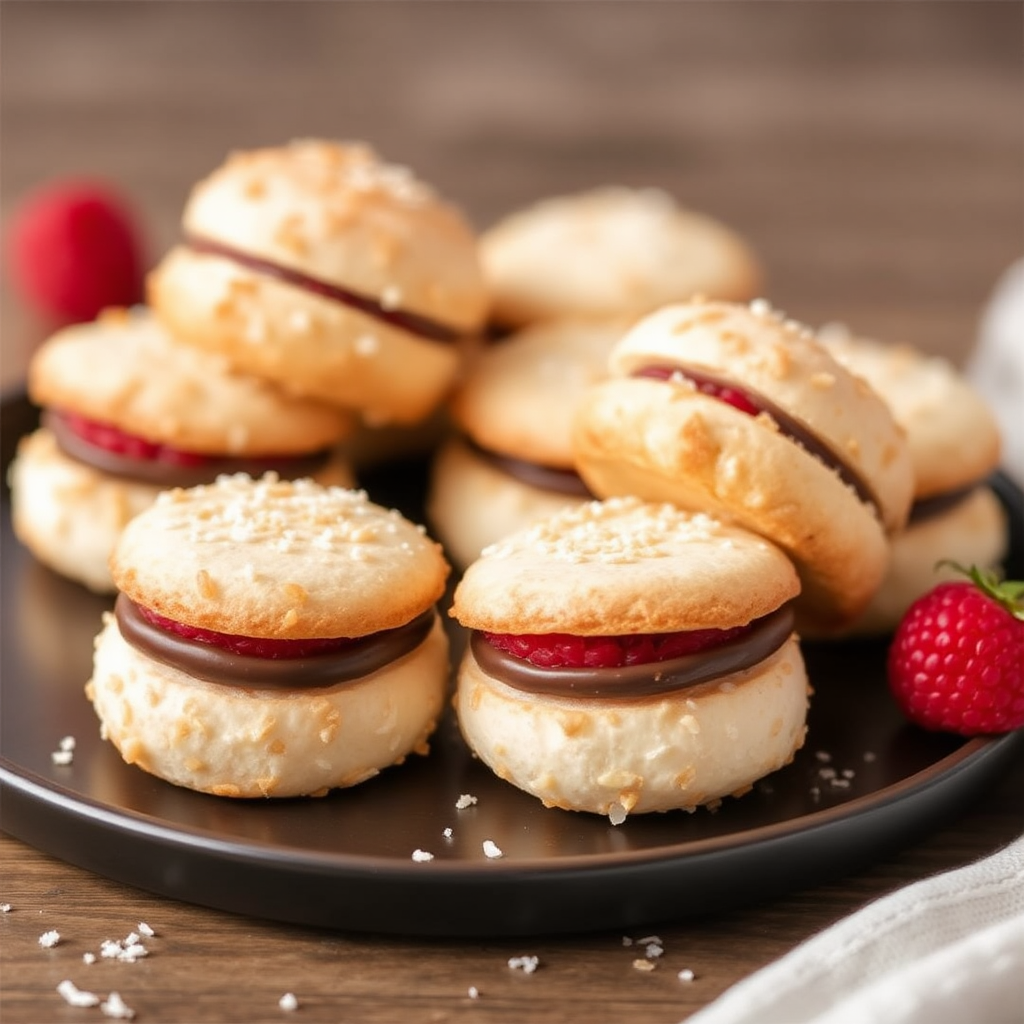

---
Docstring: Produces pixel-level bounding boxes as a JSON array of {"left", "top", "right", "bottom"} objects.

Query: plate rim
[
  {"left": 2, "top": 387, "right": 1022, "bottom": 935},
  {"left": 2, "top": 729, "right": 1018, "bottom": 878}
]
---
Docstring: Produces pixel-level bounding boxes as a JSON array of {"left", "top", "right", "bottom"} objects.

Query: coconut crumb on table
[
  {"left": 455, "top": 793, "right": 478, "bottom": 810},
  {"left": 57, "top": 980, "right": 100, "bottom": 1007},
  {"left": 100, "top": 991, "right": 136, "bottom": 1020},
  {"left": 508, "top": 955, "right": 540, "bottom": 974},
  {"left": 411, "top": 849, "right": 435, "bottom": 862},
  {"left": 632, "top": 958, "right": 657, "bottom": 972},
  {"left": 279, "top": 992, "right": 299, "bottom": 1011},
  {"left": 678, "top": 968, "right": 697, "bottom": 982},
  {"left": 0, "top": 902, "right": 11, "bottom": 913},
  {"left": 467, "top": 985, "right": 480, "bottom": 999},
  {"left": 482, "top": 839, "right": 503, "bottom": 859},
  {"left": 38, "top": 929, "right": 60, "bottom": 948},
  {"left": 97, "top": 930, "right": 151, "bottom": 962}
]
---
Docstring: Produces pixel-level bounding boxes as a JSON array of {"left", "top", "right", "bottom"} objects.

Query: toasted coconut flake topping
[
  {"left": 481, "top": 496, "right": 725, "bottom": 565},
  {"left": 153, "top": 475, "right": 435, "bottom": 563}
]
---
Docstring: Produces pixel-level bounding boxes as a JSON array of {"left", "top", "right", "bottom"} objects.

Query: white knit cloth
[
  {"left": 683, "top": 833, "right": 1024, "bottom": 1024},
  {"left": 968, "top": 258, "right": 1024, "bottom": 485}
]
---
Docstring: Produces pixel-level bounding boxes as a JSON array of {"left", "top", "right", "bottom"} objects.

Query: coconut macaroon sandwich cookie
[
  {"left": 86, "top": 474, "right": 451, "bottom": 798},
  {"left": 147, "top": 138, "right": 490, "bottom": 427},
  {"left": 449, "top": 496, "right": 809, "bottom": 820},
  {"left": 479, "top": 186, "right": 762, "bottom": 332},
  {"left": 572, "top": 299, "right": 915, "bottom": 631},
  {"left": 821, "top": 328, "right": 1008, "bottom": 633},
  {"left": 8, "top": 307, "right": 354, "bottom": 593},
  {"left": 427, "top": 317, "right": 629, "bottom": 568}
]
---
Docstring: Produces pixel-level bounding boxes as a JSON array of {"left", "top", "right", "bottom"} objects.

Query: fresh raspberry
[
  {"left": 6, "top": 179, "right": 145, "bottom": 323},
  {"left": 887, "top": 565, "right": 1024, "bottom": 736},
  {"left": 484, "top": 624, "right": 749, "bottom": 669},
  {"left": 137, "top": 604, "right": 354, "bottom": 660}
]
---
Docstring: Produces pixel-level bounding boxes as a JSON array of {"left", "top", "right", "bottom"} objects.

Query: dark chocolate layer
[
  {"left": 908, "top": 484, "right": 979, "bottom": 525},
  {"left": 45, "top": 409, "right": 331, "bottom": 489},
  {"left": 116, "top": 595, "right": 435, "bottom": 688},
  {"left": 466, "top": 438, "right": 593, "bottom": 497},
  {"left": 635, "top": 366, "right": 880, "bottom": 514},
  {"left": 188, "top": 236, "right": 465, "bottom": 344},
  {"left": 470, "top": 606, "right": 794, "bottom": 699}
]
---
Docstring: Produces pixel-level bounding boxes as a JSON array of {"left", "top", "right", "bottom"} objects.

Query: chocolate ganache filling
[
  {"left": 116, "top": 595, "right": 435, "bottom": 688},
  {"left": 635, "top": 366, "right": 880, "bottom": 514},
  {"left": 908, "top": 483, "right": 981, "bottom": 525},
  {"left": 45, "top": 409, "right": 331, "bottom": 489},
  {"left": 471, "top": 606, "right": 794, "bottom": 699},
  {"left": 466, "top": 439, "right": 593, "bottom": 497},
  {"left": 188, "top": 236, "right": 465, "bottom": 345}
]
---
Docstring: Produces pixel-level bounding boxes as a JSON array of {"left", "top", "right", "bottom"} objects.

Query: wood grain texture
[
  {"left": 2, "top": 752, "right": 1021, "bottom": 1024},
  {"left": 2, "top": 1, "right": 1021, "bottom": 380},
  {"left": 1, "top": 2, "right": 1022, "bottom": 1020}
]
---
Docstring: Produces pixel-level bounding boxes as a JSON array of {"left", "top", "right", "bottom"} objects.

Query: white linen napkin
[
  {"left": 968, "top": 257, "right": 1024, "bottom": 485},
  {"left": 683, "top": 833, "right": 1024, "bottom": 1024}
]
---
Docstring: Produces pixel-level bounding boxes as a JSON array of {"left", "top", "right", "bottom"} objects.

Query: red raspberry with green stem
[{"left": 887, "top": 564, "right": 1024, "bottom": 736}]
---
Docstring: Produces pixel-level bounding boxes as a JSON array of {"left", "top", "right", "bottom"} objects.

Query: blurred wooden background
[
  {"left": 2, "top": 1, "right": 1021, "bottom": 390},
  {"left": 2, "top": 6, "right": 1023, "bottom": 1022}
]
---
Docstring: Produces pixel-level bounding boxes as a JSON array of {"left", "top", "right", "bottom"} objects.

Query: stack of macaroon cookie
[
  {"left": 9, "top": 138, "right": 491, "bottom": 800},
  {"left": 426, "top": 184, "right": 765, "bottom": 565},
  {"left": 9, "top": 305, "right": 355, "bottom": 592},
  {"left": 445, "top": 296, "right": 1008, "bottom": 820},
  {"left": 88, "top": 473, "right": 453, "bottom": 798},
  {"left": 10, "top": 138, "right": 491, "bottom": 592},
  {"left": 9, "top": 142, "right": 1009, "bottom": 820},
  {"left": 445, "top": 295, "right": 922, "bottom": 818},
  {"left": 147, "top": 139, "right": 489, "bottom": 431}
]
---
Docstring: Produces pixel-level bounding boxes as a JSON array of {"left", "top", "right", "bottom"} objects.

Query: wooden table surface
[{"left": 2, "top": 3, "right": 1022, "bottom": 1022}]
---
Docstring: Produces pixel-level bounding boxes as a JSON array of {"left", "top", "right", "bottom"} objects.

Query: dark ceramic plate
[{"left": 2, "top": 392, "right": 1022, "bottom": 937}]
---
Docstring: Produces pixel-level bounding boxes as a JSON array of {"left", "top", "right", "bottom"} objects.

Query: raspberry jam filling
[
  {"left": 188, "top": 236, "right": 465, "bottom": 345},
  {"left": 137, "top": 603, "right": 354, "bottom": 659},
  {"left": 44, "top": 409, "right": 331, "bottom": 489},
  {"left": 471, "top": 606, "right": 795, "bottom": 699},
  {"left": 484, "top": 624, "right": 749, "bottom": 670},
  {"left": 60, "top": 410, "right": 211, "bottom": 467},
  {"left": 635, "top": 365, "right": 878, "bottom": 513},
  {"left": 115, "top": 595, "right": 435, "bottom": 688}
]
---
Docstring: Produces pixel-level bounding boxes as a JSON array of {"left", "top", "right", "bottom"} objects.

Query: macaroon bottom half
[
  {"left": 454, "top": 636, "right": 810, "bottom": 818},
  {"left": 87, "top": 612, "right": 450, "bottom": 798}
]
